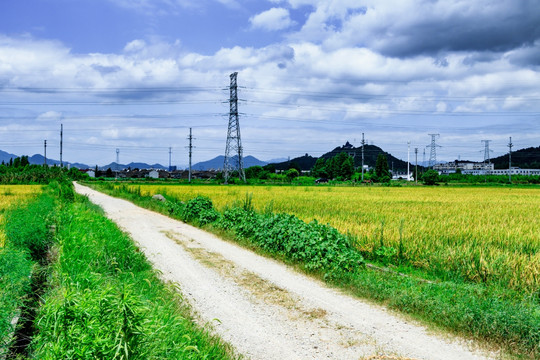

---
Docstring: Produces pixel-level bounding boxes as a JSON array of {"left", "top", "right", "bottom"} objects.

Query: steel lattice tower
[
  {"left": 426, "top": 134, "right": 440, "bottom": 168},
  {"left": 481, "top": 140, "right": 492, "bottom": 163},
  {"left": 223, "top": 72, "right": 246, "bottom": 184}
]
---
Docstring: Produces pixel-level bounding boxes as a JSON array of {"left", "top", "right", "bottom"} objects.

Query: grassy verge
[
  {"left": 31, "top": 191, "right": 237, "bottom": 359},
  {"left": 0, "top": 188, "right": 55, "bottom": 357},
  {"left": 0, "top": 247, "right": 33, "bottom": 356},
  {"left": 86, "top": 182, "right": 540, "bottom": 359}
]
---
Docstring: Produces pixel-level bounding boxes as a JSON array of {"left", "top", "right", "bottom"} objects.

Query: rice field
[
  {"left": 0, "top": 185, "right": 42, "bottom": 247},
  {"left": 129, "top": 184, "right": 540, "bottom": 293}
]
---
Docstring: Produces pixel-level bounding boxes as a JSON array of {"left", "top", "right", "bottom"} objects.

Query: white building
[{"left": 434, "top": 161, "right": 496, "bottom": 175}]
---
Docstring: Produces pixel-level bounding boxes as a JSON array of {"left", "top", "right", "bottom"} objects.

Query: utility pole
[
  {"left": 414, "top": 148, "right": 418, "bottom": 184},
  {"left": 116, "top": 148, "right": 119, "bottom": 180},
  {"left": 223, "top": 72, "right": 246, "bottom": 184},
  {"left": 361, "top": 133, "right": 365, "bottom": 182},
  {"left": 508, "top": 136, "right": 513, "bottom": 183},
  {"left": 60, "top": 124, "right": 63, "bottom": 167},
  {"left": 187, "top": 128, "right": 194, "bottom": 183},
  {"left": 423, "top": 148, "right": 426, "bottom": 168},
  {"left": 426, "top": 134, "right": 441, "bottom": 169},
  {"left": 44, "top": 140, "right": 47, "bottom": 166},
  {"left": 407, "top": 141, "right": 410, "bottom": 181},
  {"left": 168, "top": 147, "right": 172, "bottom": 171}
]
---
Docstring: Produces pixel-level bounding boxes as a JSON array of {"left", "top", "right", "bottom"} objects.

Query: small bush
[{"left": 182, "top": 196, "right": 215, "bottom": 224}]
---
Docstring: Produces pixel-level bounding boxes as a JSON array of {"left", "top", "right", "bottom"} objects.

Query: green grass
[
  {"left": 31, "top": 194, "right": 238, "bottom": 359},
  {"left": 86, "top": 181, "right": 540, "bottom": 359},
  {"left": 0, "top": 188, "right": 55, "bottom": 357},
  {"left": 0, "top": 247, "right": 33, "bottom": 355}
]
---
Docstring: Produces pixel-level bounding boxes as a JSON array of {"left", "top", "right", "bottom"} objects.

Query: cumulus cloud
[
  {"left": 285, "top": 0, "right": 540, "bottom": 58},
  {"left": 250, "top": 8, "right": 296, "bottom": 31}
]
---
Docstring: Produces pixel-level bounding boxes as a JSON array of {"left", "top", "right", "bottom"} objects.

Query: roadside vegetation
[
  {"left": 0, "top": 173, "right": 237, "bottom": 359},
  {"left": 0, "top": 185, "right": 42, "bottom": 356},
  {"left": 88, "top": 181, "right": 540, "bottom": 358}
]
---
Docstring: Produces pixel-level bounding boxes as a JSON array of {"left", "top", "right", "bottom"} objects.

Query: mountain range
[{"left": 1, "top": 145, "right": 538, "bottom": 172}]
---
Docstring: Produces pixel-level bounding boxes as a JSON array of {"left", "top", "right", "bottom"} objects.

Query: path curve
[{"left": 74, "top": 183, "right": 494, "bottom": 360}]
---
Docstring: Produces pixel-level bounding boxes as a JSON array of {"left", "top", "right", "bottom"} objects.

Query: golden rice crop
[
  {"left": 0, "top": 185, "right": 42, "bottom": 247},
  {"left": 130, "top": 184, "right": 540, "bottom": 293}
]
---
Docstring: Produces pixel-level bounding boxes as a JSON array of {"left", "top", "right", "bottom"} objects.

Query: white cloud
[
  {"left": 124, "top": 39, "right": 146, "bottom": 53},
  {"left": 250, "top": 8, "right": 295, "bottom": 31}
]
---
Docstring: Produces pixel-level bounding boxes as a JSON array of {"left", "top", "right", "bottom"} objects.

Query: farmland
[
  {"left": 124, "top": 184, "right": 540, "bottom": 294},
  {"left": 0, "top": 185, "right": 41, "bottom": 247}
]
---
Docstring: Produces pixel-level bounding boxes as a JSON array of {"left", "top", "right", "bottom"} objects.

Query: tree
[
  {"left": 375, "top": 154, "right": 391, "bottom": 182},
  {"left": 422, "top": 169, "right": 439, "bottom": 185},
  {"left": 286, "top": 168, "right": 299, "bottom": 181},
  {"left": 263, "top": 163, "right": 276, "bottom": 173},
  {"left": 339, "top": 156, "right": 354, "bottom": 179},
  {"left": 311, "top": 152, "right": 355, "bottom": 180},
  {"left": 311, "top": 158, "right": 328, "bottom": 178},
  {"left": 245, "top": 165, "right": 264, "bottom": 179},
  {"left": 105, "top": 167, "right": 113, "bottom": 177}
]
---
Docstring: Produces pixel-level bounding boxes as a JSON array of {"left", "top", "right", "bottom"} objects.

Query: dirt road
[{"left": 74, "top": 183, "right": 494, "bottom": 360}]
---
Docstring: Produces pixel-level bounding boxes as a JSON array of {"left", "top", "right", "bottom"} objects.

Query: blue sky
[{"left": 0, "top": 0, "right": 539, "bottom": 167}]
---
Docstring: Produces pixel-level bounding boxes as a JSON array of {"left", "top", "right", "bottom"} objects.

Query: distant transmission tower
[
  {"left": 481, "top": 140, "right": 493, "bottom": 163},
  {"left": 223, "top": 72, "right": 246, "bottom": 184},
  {"left": 426, "top": 134, "right": 441, "bottom": 168}
]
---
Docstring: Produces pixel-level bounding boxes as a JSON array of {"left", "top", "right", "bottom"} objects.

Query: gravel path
[{"left": 74, "top": 183, "right": 495, "bottom": 360}]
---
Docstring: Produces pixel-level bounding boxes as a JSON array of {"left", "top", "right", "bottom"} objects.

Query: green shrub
[
  {"left": 217, "top": 207, "right": 364, "bottom": 277},
  {"left": 182, "top": 196, "right": 218, "bottom": 224}
]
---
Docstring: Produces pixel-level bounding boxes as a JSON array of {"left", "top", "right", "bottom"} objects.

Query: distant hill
[
  {"left": 491, "top": 146, "right": 540, "bottom": 169},
  {"left": 0, "top": 150, "right": 19, "bottom": 164},
  {"left": 271, "top": 142, "right": 415, "bottom": 172},
  {"left": 273, "top": 154, "right": 318, "bottom": 171},
  {"left": 192, "top": 155, "right": 267, "bottom": 171}
]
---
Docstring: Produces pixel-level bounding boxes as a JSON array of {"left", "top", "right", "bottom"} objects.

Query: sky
[{"left": 0, "top": 0, "right": 539, "bottom": 168}]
